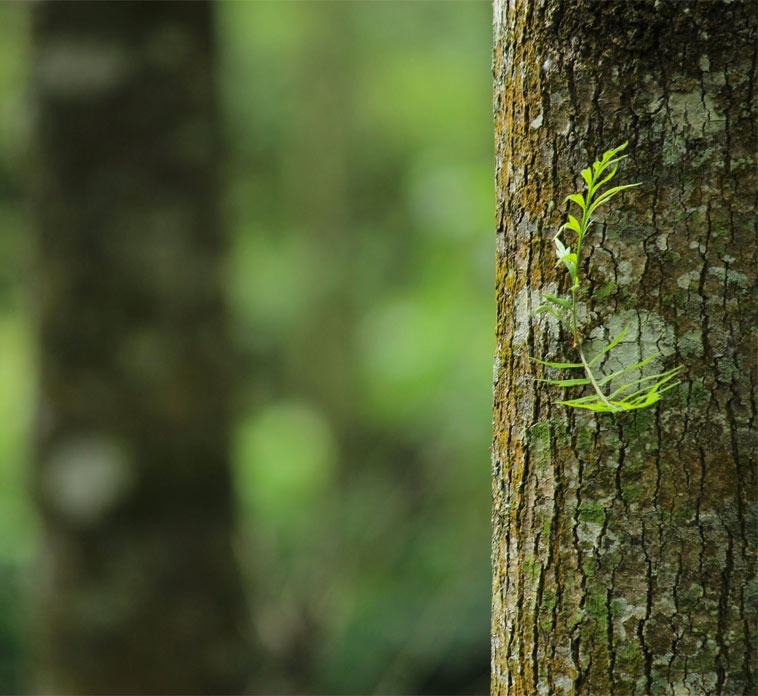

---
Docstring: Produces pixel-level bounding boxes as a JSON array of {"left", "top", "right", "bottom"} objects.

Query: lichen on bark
[{"left": 491, "top": 1, "right": 757, "bottom": 694}]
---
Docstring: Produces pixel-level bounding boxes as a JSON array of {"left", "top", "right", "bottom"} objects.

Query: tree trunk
[
  {"left": 491, "top": 2, "right": 756, "bottom": 695},
  {"left": 30, "top": 2, "right": 250, "bottom": 692}
]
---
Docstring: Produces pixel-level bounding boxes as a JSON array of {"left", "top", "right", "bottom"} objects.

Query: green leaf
[
  {"left": 600, "top": 142, "right": 628, "bottom": 163},
  {"left": 553, "top": 235, "right": 578, "bottom": 280},
  {"left": 558, "top": 395, "right": 603, "bottom": 404},
  {"left": 588, "top": 158, "right": 620, "bottom": 191},
  {"left": 615, "top": 369, "right": 684, "bottom": 398},
  {"left": 588, "top": 164, "right": 619, "bottom": 198},
  {"left": 529, "top": 357, "right": 583, "bottom": 369},
  {"left": 563, "top": 395, "right": 656, "bottom": 412},
  {"left": 586, "top": 403, "right": 623, "bottom": 412},
  {"left": 601, "top": 155, "right": 627, "bottom": 171},
  {"left": 565, "top": 193, "right": 586, "bottom": 211},
  {"left": 564, "top": 214, "right": 582, "bottom": 235},
  {"left": 598, "top": 355, "right": 657, "bottom": 386},
  {"left": 554, "top": 235, "right": 569, "bottom": 258},
  {"left": 609, "top": 366, "right": 684, "bottom": 401},
  {"left": 589, "top": 325, "right": 630, "bottom": 366},
  {"left": 534, "top": 305, "right": 562, "bottom": 321},
  {"left": 614, "top": 399, "right": 655, "bottom": 411},
  {"left": 586, "top": 182, "right": 642, "bottom": 217},
  {"left": 537, "top": 377, "right": 591, "bottom": 387},
  {"left": 648, "top": 380, "right": 681, "bottom": 399},
  {"left": 558, "top": 253, "right": 578, "bottom": 280},
  {"left": 557, "top": 398, "right": 614, "bottom": 411},
  {"left": 540, "top": 293, "right": 571, "bottom": 309},
  {"left": 581, "top": 168, "right": 593, "bottom": 187}
]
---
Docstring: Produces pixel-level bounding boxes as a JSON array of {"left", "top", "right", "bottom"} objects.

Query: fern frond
[{"left": 530, "top": 144, "right": 683, "bottom": 414}]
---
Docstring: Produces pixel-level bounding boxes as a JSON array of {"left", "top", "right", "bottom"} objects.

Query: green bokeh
[{"left": 0, "top": 2, "right": 494, "bottom": 693}]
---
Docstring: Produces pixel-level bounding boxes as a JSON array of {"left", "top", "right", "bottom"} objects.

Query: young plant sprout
[{"left": 532, "top": 142, "right": 683, "bottom": 412}]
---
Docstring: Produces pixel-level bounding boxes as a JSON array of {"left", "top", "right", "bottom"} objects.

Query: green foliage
[
  {"left": 219, "top": 2, "right": 493, "bottom": 693},
  {"left": 0, "top": 3, "right": 492, "bottom": 693},
  {"left": 533, "top": 143, "right": 683, "bottom": 412}
]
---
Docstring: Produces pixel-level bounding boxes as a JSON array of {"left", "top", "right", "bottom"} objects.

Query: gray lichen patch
[
  {"left": 678, "top": 330, "right": 705, "bottom": 358},
  {"left": 667, "top": 90, "right": 722, "bottom": 135},
  {"left": 492, "top": 345, "right": 503, "bottom": 394},
  {"left": 513, "top": 285, "right": 540, "bottom": 349},
  {"left": 708, "top": 266, "right": 749, "bottom": 290},
  {"left": 676, "top": 270, "right": 701, "bottom": 290}
]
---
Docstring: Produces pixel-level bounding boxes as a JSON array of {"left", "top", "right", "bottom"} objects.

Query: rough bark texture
[
  {"left": 491, "top": 2, "right": 756, "bottom": 694},
  {"left": 30, "top": 2, "right": 250, "bottom": 692}
]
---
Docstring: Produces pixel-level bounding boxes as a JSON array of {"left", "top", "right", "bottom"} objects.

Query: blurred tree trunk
[
  {"left": 30, "top": 2, "right": 250, "bottom": 693},
  {"left": 491, "top": 2, "right": 756, "bottom": 695}
]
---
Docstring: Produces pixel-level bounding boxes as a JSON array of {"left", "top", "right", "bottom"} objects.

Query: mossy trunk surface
[
  {"left": 491, "top": 2, "right": 756, "bottom": 694},
  {"left": 30, "top": 2, "right": 250, "bottom": 692}
]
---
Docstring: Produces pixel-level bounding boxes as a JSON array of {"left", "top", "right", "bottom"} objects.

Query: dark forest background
[{"left": 0, "top": 2, "right": 494, "bottom": 693}]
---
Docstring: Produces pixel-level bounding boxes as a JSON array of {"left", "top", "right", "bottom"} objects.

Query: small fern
[{"left": 532, "top": 143, "right": 683, "bottom": 413}]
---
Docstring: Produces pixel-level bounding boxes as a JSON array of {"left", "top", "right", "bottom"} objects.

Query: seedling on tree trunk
[{"left": 532, "top": 143, "right": 683, "bottom": 413}]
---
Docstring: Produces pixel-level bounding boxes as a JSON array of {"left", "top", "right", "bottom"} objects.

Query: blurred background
[{"left": 0, "top": 1, "right": 493, "bottom": 694}]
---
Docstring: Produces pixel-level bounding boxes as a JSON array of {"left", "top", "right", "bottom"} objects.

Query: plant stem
[
  {"left": 570, "top": 286, "right": 579, "bottom": 345},
  {"left": 571, "top": 204, "right": 617, "bottom": 411},
  {"left": 579, "top": 344, "right": 617, "bottom": 410}
]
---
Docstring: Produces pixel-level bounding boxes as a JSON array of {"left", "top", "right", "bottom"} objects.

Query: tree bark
[
  {"left": 30, "top": 2, "right": 250, "bottom": 692},
  {"left": 491, "top": 2, "right": 756, "bottom": 695}
]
